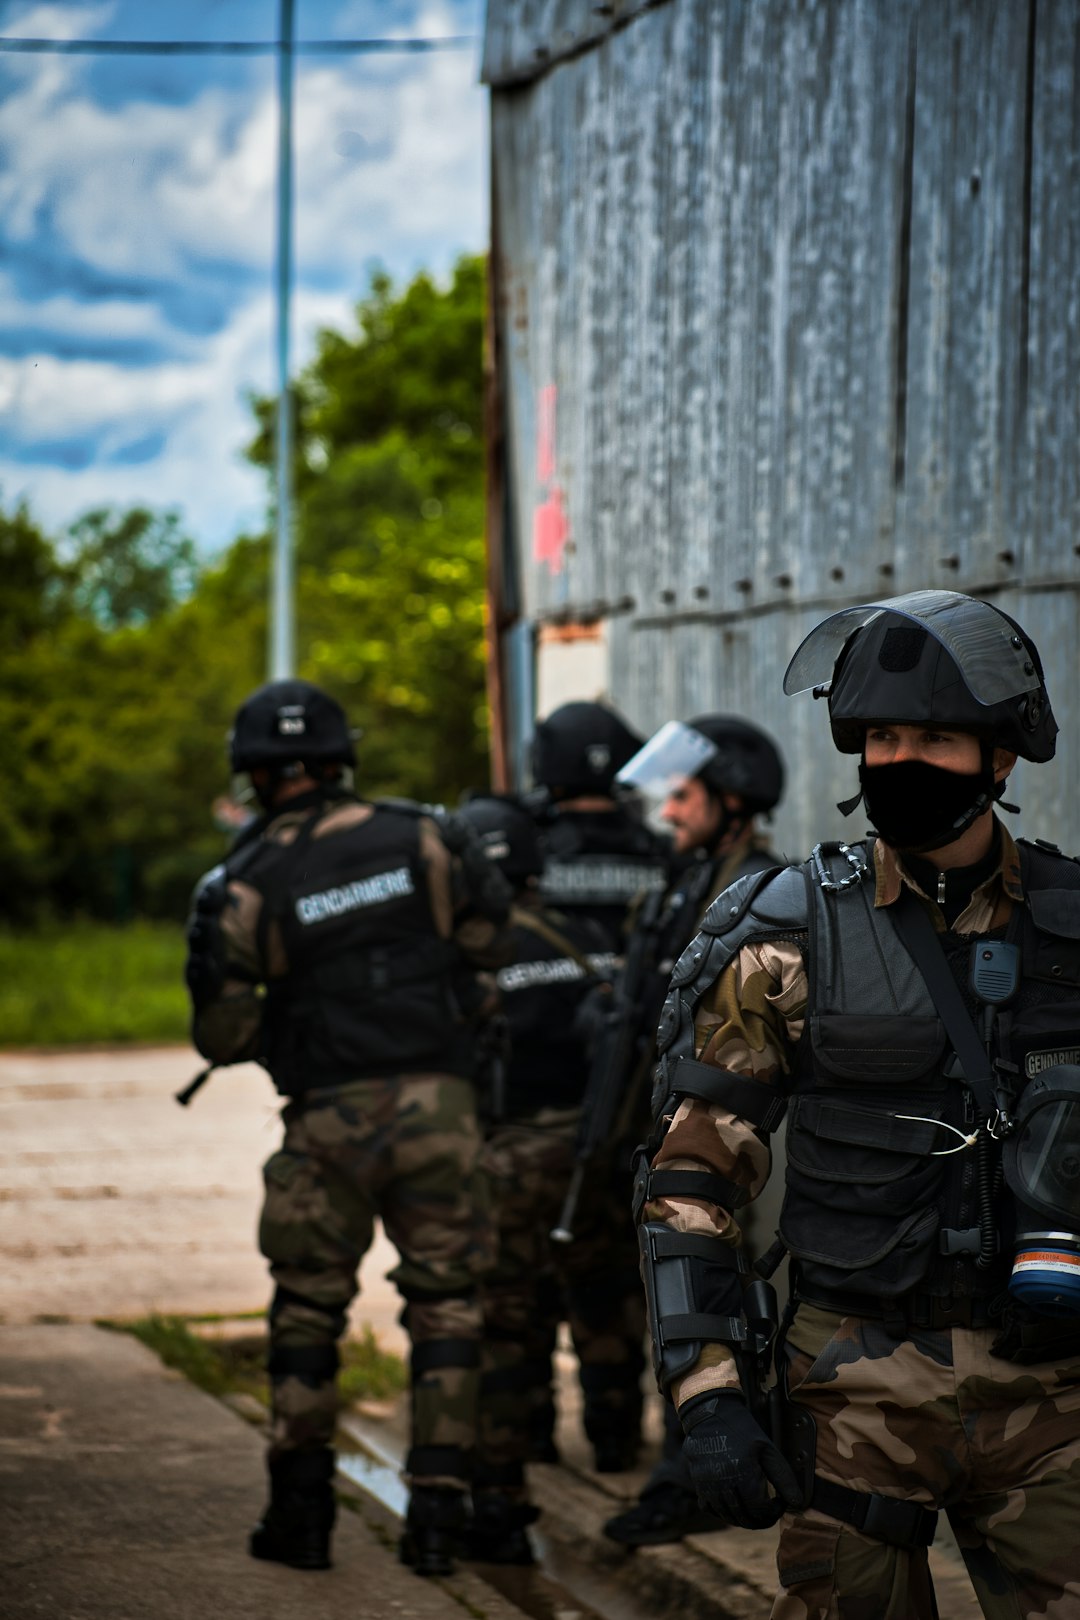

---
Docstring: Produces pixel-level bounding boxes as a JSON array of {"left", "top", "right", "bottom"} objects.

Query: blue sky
[{"left": 0, "top": 0, "right": 486, "bottom": 549}]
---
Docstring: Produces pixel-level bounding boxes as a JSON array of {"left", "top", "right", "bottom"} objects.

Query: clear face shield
[
  {"left": 615, "top": 721, "right": 718, "bottom": 834},
  {"left": 783, "top": 589, "right": 1042, "bottom": 705}
]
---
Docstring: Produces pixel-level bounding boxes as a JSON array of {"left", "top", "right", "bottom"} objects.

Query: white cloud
[
  {"left": 0, "top": 270, "right": 182, "bottom": 349},
  {"left": 0, "top": 7, "right": 483, "bottom": 284},
  {"left": 0, "top": 0, "right": 487, "bottom": 548},
  {"left": 0, "top": 285, "right": 354, "bottom": 548}
]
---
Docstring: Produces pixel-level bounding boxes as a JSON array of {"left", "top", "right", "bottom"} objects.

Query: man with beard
[{"left": 637, "top": 592, "right": 1080, "bottom": 1618}]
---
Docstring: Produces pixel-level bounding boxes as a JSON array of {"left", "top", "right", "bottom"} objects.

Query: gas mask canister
[{"left": 1003, "top": 1066, "right": 1080, "bottom": 1317}]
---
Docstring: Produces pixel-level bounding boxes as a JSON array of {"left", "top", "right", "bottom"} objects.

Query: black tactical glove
[
  {"left": 184, "top": 867, "right": 230, "bottom": 1010},
  {"left": 680, "top": 1389, "right": 802, "bottom": 1529}
]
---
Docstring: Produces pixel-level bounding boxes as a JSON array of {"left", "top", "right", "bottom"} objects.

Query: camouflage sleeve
[
  {"left": 645, "top": 936, "right": 807, "bottom": 1406},
  {"left": 418, "top": 814, "right": 513, "bottom": 970},
  {"left": 190, "top": 878, "right": 267, "bottom": 1066}
]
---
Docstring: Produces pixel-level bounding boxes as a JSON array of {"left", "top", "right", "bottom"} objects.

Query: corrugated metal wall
[{"left": 485, "top": 0, "right": 1080, "bottom": 861}]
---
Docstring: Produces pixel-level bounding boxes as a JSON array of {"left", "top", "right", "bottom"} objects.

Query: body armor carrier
[
  {"left": 238, "top": 801, "right": 469, "bottom": 1095},
  {"left": 495, "top": 907, "right": 614, "bottom": 1115},
  {"left": 643, "top": 836, "right": 1080, "bottom": 1389},
  {"left": 538, "top": 809, "right": 669, "bottom": 951}
]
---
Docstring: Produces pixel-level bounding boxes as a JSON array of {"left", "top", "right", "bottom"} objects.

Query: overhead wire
[{"left": 0, "top": 35, "right": 475, "bottom": 55}]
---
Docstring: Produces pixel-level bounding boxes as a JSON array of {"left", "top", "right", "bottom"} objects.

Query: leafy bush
[{"left": 0, "top": 921, "right": 189, "bottom": 1046}]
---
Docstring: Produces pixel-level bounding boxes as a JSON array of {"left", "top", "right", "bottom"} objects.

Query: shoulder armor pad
[
  {"left": 698, "top": 862, "right": 805, "bottom": 940},
  {"left": 669, "top": 864, "right": 805, "bottom": 991},
  {"left": 191, "top": 863, "right": 227, "bottom": 905}
]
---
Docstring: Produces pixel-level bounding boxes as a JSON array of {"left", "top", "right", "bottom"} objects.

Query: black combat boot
[
  {"left": 465, "top": 1490, "right": 538, "bottom": 1566},
  {"left": 249, "top": 1448, "right": 336, "bottom": 1570},
  {"left": 399, "top": 1486, "right": 469, "bottom": 1578}
]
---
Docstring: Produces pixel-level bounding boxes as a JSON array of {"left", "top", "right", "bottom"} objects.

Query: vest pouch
[
  {"left": 1026, "top": 889, "right": 1080, "bottom": 988},
  {"left": 811, "top": 1014, "right": 946, "bottom": 1087},
  {"left": 785, "top": 1094, "right": 947, "bottom": 1216},
  {"left": 780, "top": 1204, "right": 941, "bottom": 1300},
  {"left": 780, "top": 1093, "right": 945, "bottom": 1298}
]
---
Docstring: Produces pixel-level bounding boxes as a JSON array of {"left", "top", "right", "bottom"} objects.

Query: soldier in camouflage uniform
[
  {"left": 524, "top": 701, "right": 671, "bottom": 1470},
  {"left": 457, "top": 794, "right": 619, "bottom": 1563},
  {"left": 637, "top": 593, "right": 1080, "bottom": 1618},
  {"left": 184, "top": 680, "right": 511, "bottom": 1578}
]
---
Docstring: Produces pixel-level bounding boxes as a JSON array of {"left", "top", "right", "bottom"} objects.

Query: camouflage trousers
[
  {"left": 258, "top": 1073, "right": 490, "bottom": 1490},
  {"left": 476, "top": 1108, "right": 646, "bottom": 1491},
  {"left": 772, "top": 1306, "right": 1080, "bottom": 1619}
]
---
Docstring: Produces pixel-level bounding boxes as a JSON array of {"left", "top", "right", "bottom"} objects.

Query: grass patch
[
  {"left": 340, "top": 1326, "right": 408, "bottom": 1403},
  {"left": 110, "top": 1314, "right": 407, "bottom": 1406},
  {"left": 0, "top": 920, "right": 189, "bottom": 1046}
]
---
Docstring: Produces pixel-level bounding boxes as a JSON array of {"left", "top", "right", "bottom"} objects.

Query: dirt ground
[{"left": 0, "top": 1044, "right": 407, "bottom": 1352}]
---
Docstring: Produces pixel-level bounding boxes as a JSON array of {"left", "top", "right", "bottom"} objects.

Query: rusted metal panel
[
  {"left": 482, "top": 1, "right": 663, "bottom": 88},
  {"left": 1024, "top": 0, "right": 1080, "bottom": 585},
  {"left": 493, "top": 0, "right": 917, "bottom": 627},
  {"left": 487, "top": 0, "right": 1080, "bottom": 850},
  {"left": 897, "top": 1, "right": 1032, "bottom": 595}
]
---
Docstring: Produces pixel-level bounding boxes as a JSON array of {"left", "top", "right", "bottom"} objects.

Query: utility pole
[{"left": 269, "top": 0, "right": 295, "bottom": 678}]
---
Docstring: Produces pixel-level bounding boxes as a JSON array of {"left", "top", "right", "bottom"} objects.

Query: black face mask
[{"left": 858, "top": 757, "right": 1000, "bottom": 854}]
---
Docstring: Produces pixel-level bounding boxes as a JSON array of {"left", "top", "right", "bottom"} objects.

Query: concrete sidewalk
[
  {"left": 0, "top": 1323, "right": 982, "bottom": 1620},
  {"left": 0, "top": 1324, "right": 523, "bottom": 1620}
]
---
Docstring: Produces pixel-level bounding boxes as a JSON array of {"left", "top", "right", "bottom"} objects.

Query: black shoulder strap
[
  {"left": 513, "top": 907, "right": 600, "bottom": 977},
  {"left": 887, "top": 888, "right": 998, "bottom": 1124}
]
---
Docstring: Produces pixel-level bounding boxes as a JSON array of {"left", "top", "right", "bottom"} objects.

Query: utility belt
[{"left": 794, "top": 1286, "right": 998, "bottom": 1332}]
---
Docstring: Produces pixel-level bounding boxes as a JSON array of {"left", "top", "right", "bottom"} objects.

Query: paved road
[{"left": 0, "top": 1045, "right": 406, "bottom": 1352}]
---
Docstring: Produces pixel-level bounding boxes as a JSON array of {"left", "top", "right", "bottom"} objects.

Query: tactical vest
[
  {"left": 238, "top": 801, "right": 468, "bottom": 1095},
  {"left": 783, "top": 839, "right": 1080, "bottom": 1315},
  {"left": 495, "top": 908, "right": 615, "bottom": 1116},
  {"left": 538, "top": 809, "right": 669, "bottom": 951}
]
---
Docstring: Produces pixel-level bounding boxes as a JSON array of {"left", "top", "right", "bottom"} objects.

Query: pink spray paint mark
[
  {"left": 533, "top": 384, "right": 570, "bottom": 574},
  {"left": 533, "top": 485, "right": 569, "bottom": 574}
]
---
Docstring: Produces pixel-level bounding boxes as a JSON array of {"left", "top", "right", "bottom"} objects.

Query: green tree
[
  {"left": 248, "top": 255, "right": 490, "bottom": 802},
  {"left": 0, "top": 496, "right": 266, "bottom": 923},
  {"left": 65, "top": 505, "right": 198, "bottom": 628},
  {"left": 0, "top": 257, "right": 489, "bottom": 927}
]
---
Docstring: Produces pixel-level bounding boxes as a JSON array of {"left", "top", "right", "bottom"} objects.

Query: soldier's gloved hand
[
  {"left": 184, "top": 867, "right": 229, "bottom": 1009},
  {"left": 679, "top": 1389, "right": 802, "bottom": 1529}
]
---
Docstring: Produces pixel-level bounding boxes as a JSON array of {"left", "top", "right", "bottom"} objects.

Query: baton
[{"left": 175, "top": 1064, "right": 215, "bottom": 1107}]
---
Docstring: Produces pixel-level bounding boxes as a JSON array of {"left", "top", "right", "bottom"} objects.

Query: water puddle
[
  {"left": 336, "top": 1427, "right": 409, "bottom": 1517},
  {"left": 338, "top": 1414, "right": 657, "bottom": 1620}
]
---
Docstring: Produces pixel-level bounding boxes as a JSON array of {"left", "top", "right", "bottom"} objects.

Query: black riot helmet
[
  {"left": 784, "top": 590, "right": 1057, "bottom": 764},
  {"left": 229, "top": 679, "right": 356, "bottom": 774},
  {"left": 458, "top": 795, "right": 544, "bottom": 888},
  {"left": 685, "top": 715, "right": 785, "bottom": 814},
  {"left": 530, "top": 701, "right": 644, "bottom": 798}
]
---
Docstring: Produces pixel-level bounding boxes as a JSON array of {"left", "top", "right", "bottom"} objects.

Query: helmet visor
[
  {"left": 615, "top": 720, "right": 718, "bottom": 799},
  {"left": 783, "top": 590, "right": 1041, "bottom": 705}
]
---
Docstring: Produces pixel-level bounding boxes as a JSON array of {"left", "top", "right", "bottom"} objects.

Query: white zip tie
[{"left": 894, "top": 1113, "right": 979, "bottom": 1155}]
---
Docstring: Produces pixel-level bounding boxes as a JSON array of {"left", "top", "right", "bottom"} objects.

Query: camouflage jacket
[{"left": 645, "top": 823, "right": 1024, "bottom": 1409}]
